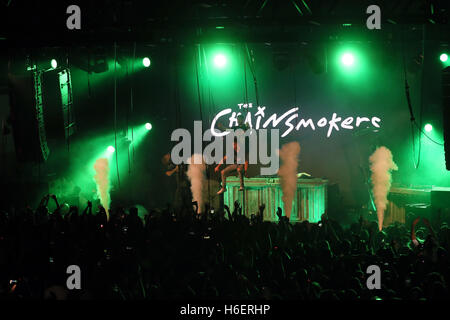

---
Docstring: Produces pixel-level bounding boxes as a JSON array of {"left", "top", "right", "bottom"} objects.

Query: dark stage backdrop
[{"left": 4, "top": 41, "right": 450, "bottom": 209}]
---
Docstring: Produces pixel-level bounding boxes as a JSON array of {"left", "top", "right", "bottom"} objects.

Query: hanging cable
[
  {"left": 131, "top": 42, "right": 136, "bottom": 166},
  {"left": 243, "top": 44, "right": 249, "bottom": 104},
  {"left": 245, "top": 44, "right": 260, "bottom": 106},
  {"left": 66, "top": 50, "right": 71, "bottom": 155},
  {"left": 195, "top": 45, "right": 203, "bottom": 121},
  {"left": 174, "top": 66, "right": 179, "bottom": 128},
  {"left": 114, "top": 42, "right": 121, "bottom": 188},
  {"left": 202, "top": 46, "right": 212, "bottom": 119},
  {"left": 87, "top": 49, "right": 92, "bottom": 99},
  {"left": 401, "top": 25, "right": 443, "bottom": 170},
  {"left": 415, "top": 25, "right": 444, "bottom": 147},
  {"left": 401, "top": 25, "right": 421, "bottom": 169},
  {"left": 126, "top": 62, "right": 131, "bottom": 175},
  {"left": 175, "top": 61, "right": 181, "bottom": 128},
  {"left": 413, "top": 121, "right": 444, "bottom": 145},
  {"left": 291, "top": 46, "right": 298, "bottom": 127},
  {"left": 202, "top": 46, "right": 213, "bottom": 210}
]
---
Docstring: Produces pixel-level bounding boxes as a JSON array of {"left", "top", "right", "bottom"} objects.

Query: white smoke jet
[
  {"left": 369, "top": 146, "right": 398, "bottom": 231},
  {"left": 278, "top": 142, "right": 301, "bottom": 219},
  {"left": 93, "top": 158, "right": 111, "bottom": 221},
  {"left": 187, "top": 154, "right": 206, "bottom": 214}
]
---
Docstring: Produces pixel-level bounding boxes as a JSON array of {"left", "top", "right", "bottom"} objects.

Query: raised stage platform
[
  {"left": 386, "top": 186, "right": 450, "bottom": 226},
  {"left": 223, "top": 177, "right": 328, "bottom": 223}
]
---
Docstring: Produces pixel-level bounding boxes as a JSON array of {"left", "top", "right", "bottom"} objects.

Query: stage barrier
[{"left": 224, "top": 177, "right": 328, "bottom": 223}]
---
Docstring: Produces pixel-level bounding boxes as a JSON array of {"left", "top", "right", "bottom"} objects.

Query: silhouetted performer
[
  {"left": 215, "top": 139, "right": 248, "bottom": 195},
  {"left": 161, "top": 153, "right": 191, "bottom": 210}
]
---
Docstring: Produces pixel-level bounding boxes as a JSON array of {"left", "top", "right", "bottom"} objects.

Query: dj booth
[
  {"left": 386, "top": 186, "right": 450, "bottom": 226},
  {"left": 223, "top": 177, "right": 328, "bottom": 223}
]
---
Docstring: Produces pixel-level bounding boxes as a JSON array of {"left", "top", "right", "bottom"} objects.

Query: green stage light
[
  {"left": 341, "top": 52, "right": 355, "bottom": 67},
  {"left": 127, "top": 124, "right": 150, "bottom": 148},
  {"left": 440, "top": 53, "right": 448, "bottom": 62},
  {"left": 107, "top": 146, "right": 115, "bottom": 153},
  {"left": 424, "top": 124, "right": 433, "bottom": 132},
  {"left": 51, "top": 59, "right": 58, "bottom": 69},
  {"left": 213, "top": 54, "right": 227, "bottom": 68},
  {"left": 143, "top": 57, "right": 151, "bottom": 68}
]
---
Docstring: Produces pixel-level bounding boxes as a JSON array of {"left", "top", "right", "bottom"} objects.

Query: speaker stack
[
  {"left": 8, "top": 66, "right": 75, "bottom": 164},
  {"left": 9, "top": 70, "right": 50, "bottom": 163}
]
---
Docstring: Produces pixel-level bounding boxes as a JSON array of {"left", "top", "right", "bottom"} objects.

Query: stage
[
  {"left": 223, "top": 177, "right": 328, "bottom": 223},
  {"left": 222, "top": 180, "right": 450, "bottom": 226}
]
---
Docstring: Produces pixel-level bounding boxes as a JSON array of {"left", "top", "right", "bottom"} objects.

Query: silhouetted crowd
[{"left": 0, "top": 194, "right": 449, "bottom": 300}]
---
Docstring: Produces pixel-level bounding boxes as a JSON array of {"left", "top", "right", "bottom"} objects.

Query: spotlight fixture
[
  {"left": 107, "top": 146, "right": 115, "bottom": 153},
  {"left": 145, "top": 123, "right": 152, "bottom": 130},
  {"left": 143, "top": 57, "right": 151, "bottom": 68},
  {"left": 51, "top": 59, "right": 58, "bottom": 69},
  {"left": 213, "top": 54, "right": 227, "bottom": 69},
  {"left": 440, "top": 53, "right": 448, "bottom": 62},
  {"left": 341, "top": 52, "right": 355, "bottom": 67},
  {"left": 424, "top": 124, "right": 433, "bottom": 132}
]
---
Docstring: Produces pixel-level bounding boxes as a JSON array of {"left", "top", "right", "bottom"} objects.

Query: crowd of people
[{"left": 0, "top": 194, "right": 449, "bottom": 300}]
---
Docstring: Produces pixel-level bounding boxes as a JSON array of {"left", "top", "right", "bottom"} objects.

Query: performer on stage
[
  {"left": 161, "top": 153, "right": 191, "bottom": 210},
  {"left": 215, "top": 139, "right": 249, "bottom": 195}
]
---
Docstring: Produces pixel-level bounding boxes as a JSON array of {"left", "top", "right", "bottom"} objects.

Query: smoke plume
[
  {"left": 93, "top": 158, "right": 111, "bottom": 220},
  {"left": 369, "top": 146, "right": 398, "bottom": 231},
  {"left": 278, "top": 142, "right": 301, "bottom": 219},
  {"left": 187, "top": 154, "right": 206, "bottom": 213}
]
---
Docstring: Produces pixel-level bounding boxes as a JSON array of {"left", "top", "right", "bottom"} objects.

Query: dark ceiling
[{"left": 0, "top": 0, "right": 449, "bottom": 47}]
